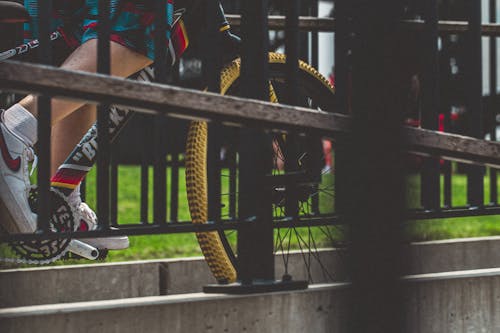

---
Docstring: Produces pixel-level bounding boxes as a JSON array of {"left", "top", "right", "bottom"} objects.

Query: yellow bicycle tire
[{"left": 185, "top": 52, "right": 334, "bottom": 283}]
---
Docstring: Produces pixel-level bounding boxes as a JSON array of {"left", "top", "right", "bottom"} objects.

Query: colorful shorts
[{"left": 23, "top": 0, "right": 173, "bottom": 61}]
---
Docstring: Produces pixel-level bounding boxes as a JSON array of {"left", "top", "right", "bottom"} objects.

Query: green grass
[
  {"left": 84, "top": 165, "right": 203, "bottom": 263},
  {"left": 405, "top": 170, "right": 500, "bottom": 241},
  {"left": 2, "top": 163, "right": 500, "bottom": 269}
]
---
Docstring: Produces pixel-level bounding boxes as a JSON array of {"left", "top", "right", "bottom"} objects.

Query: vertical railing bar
[
  {"left": 284, "top": 0, "right": 300, "bottom": 218},
  {"left": 205, "top": 1, "right": 223, "bottom": 223},
  {"left": 229, "top": 132, "right": 237, "bottom": 219},
  {"left": 333, "top": 0, "right": 350, "bottom": 216},
  {"left": 334, "top": 0, "right": 349, "bottom": 113},
  {"left": 421, "top": 0, "right": 441, "bottom": 210},
  {"left": 153, "top": 0, "right": 169, "bottom": 225},
  {"left": 170, "top": 151, "right": 179, "bottom": 223},
  {"left": 467, "top": 0, "right": 485, "bottom": 208},
  {"left": 441, "top": 0, "right": 452, "bottom": 208},
  {"left": 37, "top": 0, "right": 53, "bottom": 232},
  {"left": 237, "top": 0, "right": 273, "bottom": 283},
  {"left": 110, "top": 158, "right": 118, "bottom": 226},
  {"left": 81, "top": 179, "right": 87, "bottom": 202},
  {"left": 96, "top": 0, "right": 111, "bottom": 229},
  {"left": 489, "top": 0, "right": 498, "bottom": 205},
  {"left": 169, "top": 63, "right": 181, "bottom": 222},
  {"left": 348, "top": 1, "right": 405, "bottom": 331},
  {"left": 310, "top": 0, "right": 319, "bottom": 69},
  {"left": 207, "top": 127, "right": 222, "bottom": 222},
  {"left": 285, "top": 0, "right": 300, "bottom": 107},
  {"left": 309, "top": 0, "right": 321, "bottom": 215},
  {"left": 140, "top": 118, "right": 150, "bottom": 224},
  {"left": 153, "top": 0, "right": 168, "bottom": 83},
  {"left": 140, "top": 156, "right": 149, "bottom": 224}
]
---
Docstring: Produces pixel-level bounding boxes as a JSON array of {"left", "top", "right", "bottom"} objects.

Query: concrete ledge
[
  {"left": 409, "top": 236, "right": 500, "bottom": 274},
  {"left": 2, "top": 236, "right": 500, "bottom": 308},
  {"left": 0, "top": 284, "right": 349, "bottom": 333},
  {"left": 1, "top": 269, "right": 500, "bottom": 333},
  {"left": 0, "top": 257, "right": 217, "bottom": 308},
  {"left": 404, "top": 269, "right": 500, "bottom": 332},
  {"left": 0, "top": 250, "right": 341, "bottom": 308}
]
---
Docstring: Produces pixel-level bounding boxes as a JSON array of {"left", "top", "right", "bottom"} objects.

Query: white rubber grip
[{"left": 68, "top": 239, "right": 99, "bottom": 260}]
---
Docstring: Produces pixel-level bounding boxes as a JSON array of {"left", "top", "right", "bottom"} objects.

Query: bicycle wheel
[{"left": 186, "top": 53, "right": 340, "bottom": 284}]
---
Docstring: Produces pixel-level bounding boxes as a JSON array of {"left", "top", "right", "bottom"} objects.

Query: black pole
[
  {"left": 441, "top": 0, "right": 452, "bottom": 208},
  {"left": 467, "top": 0, "right": 484, "bottom": 208},
  {"left": 153, "top": 0, "right": 169, "bottom": 224},
  {"left": 310, "top": 0, "right": 319, "bottom": 69},
  {"left": 37, "top": 0, "right": 53, "bottom": 232},
  {"left": 421, "top": 0, "right": 441, "bottom": 211},
  {"left": 237, "top": 0, "right": 274, "bottom": 283},
  {"left": 348, "top": 1, "right": 405, "bottom": 332},
  {"left": 284, "top": 0, "right": 300, "bottom": 217},
  {"left": 110, "top": 158, "right": 118, "bottom": 226},
  {"left": 96, "top": 0, "right": 111, "bottom": 229},
  {"left": 490, "top": 0, "right": 498, "bottom": 205},
  {"left": 205, "top": 0, "right": 223, "bottom": 223},
  {"left": 334, "top": 0, "right": 351, "bottom": 216}
]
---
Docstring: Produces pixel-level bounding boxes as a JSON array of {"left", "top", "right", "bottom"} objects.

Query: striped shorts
[{"left": 23, "top": 0, "right": 173, "bottom": 61}]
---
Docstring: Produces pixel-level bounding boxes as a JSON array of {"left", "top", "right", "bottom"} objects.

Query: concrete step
[
  {"left": 2, "top": 236, "right": 500, "bottom": 308},
  {"left": 0, "top": 250, "right": 339, "bottom": 308},
  {"left": 1, "top": 269, "right": 500, "bottom": 333}
]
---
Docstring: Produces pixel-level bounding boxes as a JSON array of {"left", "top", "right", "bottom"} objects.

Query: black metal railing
[{"left": 1, "top": 0, "right": 500, "bottom": 329}]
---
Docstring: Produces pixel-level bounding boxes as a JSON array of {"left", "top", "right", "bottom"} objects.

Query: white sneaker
[
  {"left": 0, "top": 118, "right": 37, "bottom": 233},
  {"left": 75, "top": 202, "right": 129, "bottom": 250}
]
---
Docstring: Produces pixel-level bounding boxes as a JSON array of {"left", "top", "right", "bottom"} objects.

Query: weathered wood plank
[
  {"left": 0, "top": 60, "right": 348, "bottom": 134},
  {"left": 406, "top": 127, "right": 500, "bottom": 168},
  {"left": 226, "top": 15, "right": 500, "bottom": 36},
  {"left": 1, "top": 60, "right": 500, "bottom": 167},
  {"left": 226, "top": 14, "right": 335, "bottom": 32}
]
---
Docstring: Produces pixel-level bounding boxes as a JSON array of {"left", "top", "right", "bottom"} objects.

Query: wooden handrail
[
  {"left": 226, "top": 15, "right": 500, "bottom": 36},
  {"left": 1, "top": 60, "right": 500, "bottom": 167}
]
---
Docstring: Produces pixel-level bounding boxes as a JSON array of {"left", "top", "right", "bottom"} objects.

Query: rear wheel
[{"left": 186, "top": 53, "right": 342, "bottom": 284}]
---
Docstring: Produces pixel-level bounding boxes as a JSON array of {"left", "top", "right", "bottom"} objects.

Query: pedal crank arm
[{"left": 68, "top": 239, "right": 99, "bottom": 260}]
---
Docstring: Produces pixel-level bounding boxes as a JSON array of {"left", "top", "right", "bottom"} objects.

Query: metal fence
[{"left": 1, "top": 0, "right": 500, "bottom": 330}]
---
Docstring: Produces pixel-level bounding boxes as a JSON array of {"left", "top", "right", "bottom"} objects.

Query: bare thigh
[{"left": 20, "top": 39, "right": 152, "bottom": 125}]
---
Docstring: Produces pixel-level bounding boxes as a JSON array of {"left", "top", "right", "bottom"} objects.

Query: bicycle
[{"left": 0, "top": 0, "right": 339, "bottom": 284}]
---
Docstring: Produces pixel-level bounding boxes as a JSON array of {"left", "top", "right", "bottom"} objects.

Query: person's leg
[
  {"left": 18, "top": 38, "right": 152, "bottom": 125},
  {"left": 51, "top": 104, "right": 96, "bottom": 176},
  {"left": 0, "top": 39, "right": 151, "bottom": 235}
]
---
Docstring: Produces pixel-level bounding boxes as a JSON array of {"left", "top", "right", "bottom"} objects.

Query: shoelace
[
  {"left": 26, "top": 146, "right": 37, "bottom": 176},
  {"left": 78, "top": 202, "right": 97, "bottom": 230}
]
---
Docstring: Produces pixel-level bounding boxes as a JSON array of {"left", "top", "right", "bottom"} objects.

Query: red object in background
[
  {"left": 329, "top": 73, "right": 335, "bottom": 87},
  {"left": 438, "top": 112, "right": 459, "bottom": 132},
  {"left": 406, "top": 112, "right": 460, "bottom": 171}
]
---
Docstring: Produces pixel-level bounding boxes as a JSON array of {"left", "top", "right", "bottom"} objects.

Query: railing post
[
  {"left": 237, "top": 0, "right": 274, "bottom": 283},
  {"left": 204, "top": 0, "right": 223, "bottom": 224},
  {"left": 152, "top": 0, "right": 170, "bottom": 225},
  {"left": 440, "top": 0, "right": 452, "bottom": 209},
  {"left": 284, "top": 0, "right": 300, "bottom": 218},
  {"left": 421, "top": 0, "right": 441, "bottom": 211},
  {"left": 96, "top": 0, "right": 111, "bottom": 230},
  {"left": 466, "top": 0, "right": 484, "bottom": 208},
  {"left": 348, "top": 1, "right": 405, "bottom": 332},
  {"left": 489, "top": 0, "right": 498, "bottom": 205},
  {"left": 36, "top": 0, "right": 53, "bottom": 233},
  {"left": 334, "top": 0, "right": 351, "bottom": 217}
]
